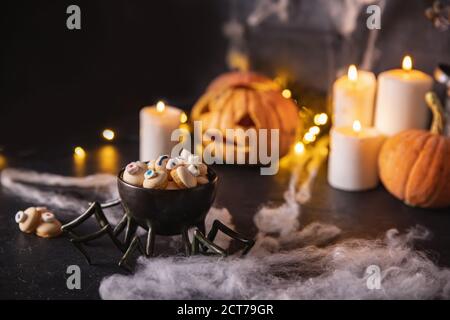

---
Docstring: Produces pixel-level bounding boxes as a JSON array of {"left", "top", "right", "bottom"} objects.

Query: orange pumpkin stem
[{"left": 425, "top": 92, "right": 445, "bottom": 135}]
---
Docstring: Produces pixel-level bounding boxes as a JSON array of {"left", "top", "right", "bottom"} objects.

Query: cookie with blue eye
[
  {"left": 155, "top": 155, "right": 170, "bottom": 171},
  {"left": 15, "top": 207, "right": 41, "bottom": 233},
  {"left": 143, "top": 169, "right": 168, "bottom": 189},
  {"left": 123, "top": 161, "right": 147, "bottom": 186}
]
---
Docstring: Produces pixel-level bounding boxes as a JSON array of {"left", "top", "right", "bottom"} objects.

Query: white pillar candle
[
  {"left": 328, "top": 121, "right": 385, "bottom": 191},
  {"left": 140, "top": 101, "right": 182, "bottom": 161},
  {"left": 332, "top": 65, "right": 377, "bottom": 127},
  {"left": 374, "top": 56, "right": 433, "bottom": 136}
]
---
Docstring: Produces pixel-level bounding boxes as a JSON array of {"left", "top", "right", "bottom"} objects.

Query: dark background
[
  {"left": 1, "top": 0, "right": 229, "bottom": 148},
  {"left": 2, "top": 0, "right": 449, "bottom": 152}
]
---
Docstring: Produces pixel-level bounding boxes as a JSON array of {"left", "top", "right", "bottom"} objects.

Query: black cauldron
[
  {"left": 63, "top": 166, "right": 253, "bottom": 270},
  {"left": 117, "top": 167, "right": 218, "bottom": 235}
]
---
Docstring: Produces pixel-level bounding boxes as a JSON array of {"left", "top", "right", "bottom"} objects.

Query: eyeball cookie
[
  {"left": 155, "top": 155, "right": 169, "bottom": 171},
  {"left": 36, "top": 212, "right": 62, "bottom": 238},
  {"left": 166, "top": 181, "right": 180, "bottom": 190},
  {"left": 147, "top": 160, "right": 156, "bottom": 171},
  {"left": 15, "top": 207, "right": 42, "bottom": 233},
  {"left": 170, "top": 166, "right": 197, "bottom": 189},
  {"left": 196, "top": 175, "right": 209, "bottom": 185},
  {"left": 123, "top": 161, "right": 147, "bottom": 186},
  {"left": 143, "top": 169, "right": 168, "bottom": 189}
]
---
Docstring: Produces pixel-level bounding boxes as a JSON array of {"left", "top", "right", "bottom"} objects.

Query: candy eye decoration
[
  {"left": 41, "top": 212, "right": 56, "bottom": 223},
  {"left": 166, "top": 158, "right": 181, "bottom": 170},
  {"left": 187, "top": 164, "right": 200, "bottom": 177},
  {"left": 126, "top": 162, "right": 138, "bottom": 174},
  {"left": 144, "top": 169, "right": 157, "bottom": 179},
  {"left": 156, "top": 155, "right": 169, "bottom": 166},
  {"left": 15, "top": 211, "right": 27, "bottom": 224}
]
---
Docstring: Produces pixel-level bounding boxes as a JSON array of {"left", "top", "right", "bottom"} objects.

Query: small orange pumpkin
[
  {"left": 378, "top": 92, "right": 450, "bottom": 208},
  {"left": 191, "top": 71, "right": 300, "bottom": 160}
]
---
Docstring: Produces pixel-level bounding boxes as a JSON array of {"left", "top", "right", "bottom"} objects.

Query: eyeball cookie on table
[
  {"left": 15, "top": 207, "right": 42, "bottom": 233},
  {"left": 123, "top": 161, "right": 147, "bottom": 186},
  {"left": 36, "top": 211, "right": 63, "bottom": 238},
  {"left": 15, "top": 207, "right": 63, "bottom": 238}
]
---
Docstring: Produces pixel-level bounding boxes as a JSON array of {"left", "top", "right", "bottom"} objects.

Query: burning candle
[
  {"left": 328, "top": 120, "right": 385, "bottom": 191},
  {"left": 332, "top": 65, "right": 377, "bottom": 127},
  {"left": 374, "top": 55, "right": 433, "bottom": 136},
  {"left": 140, "top": 101, "right": 182, "bottom": 161}
]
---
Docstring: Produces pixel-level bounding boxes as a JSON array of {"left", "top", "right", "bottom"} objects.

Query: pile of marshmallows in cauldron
[{"left": 123, "top": 149, "right": 209, "bottom": 190}]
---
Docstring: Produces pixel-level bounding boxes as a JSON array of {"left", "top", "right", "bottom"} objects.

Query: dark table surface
[{"left": 1, "top": 139, "right": 449, "bottom": 300}]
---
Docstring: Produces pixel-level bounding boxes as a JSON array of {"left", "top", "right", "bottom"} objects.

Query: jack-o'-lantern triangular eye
[
  {"left": 199, "top": 105, "right": 209, "bottom": 115},
  {"left": 237, "top": 114, "right": 255, "bottom": 128}
]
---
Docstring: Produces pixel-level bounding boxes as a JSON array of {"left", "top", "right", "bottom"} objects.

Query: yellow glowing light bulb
[
  {"left": 309, "top": 126, "right": 320, "bottom": 135},
  {"left": 180, "top": 112, "right": 188, "bottom": 124},
  {"left": 353, "top": 120, "right": 362, "bottom": 133},
  {"left": 402, "top": 55, "right": 413, "bottom": 71},
  {"left": 74, "top": 146, "right": 86, "bottom": 158},
  {"left": 294, "top": 142, "right": 305, "bottom": 154},
  {"left": 0, "top": 154, "right": 7, "bottom": 170},
  {"left": 348, "top": 64, "right": 358, "bottom": 82},
  {"left": 303, "top": 132, "right": 316, "bottom": 143},
  {"left": 156, "top": 101, "right": 165, "bottom": 113},
  {"left": 102, "top": 129, "right": 115, "bottom": 141},
  {"left": 282, "top": 89, "right": 292, "bottom": 99},
  {"left": 314, "top": 113, "right": 328, "bottom": 126}
]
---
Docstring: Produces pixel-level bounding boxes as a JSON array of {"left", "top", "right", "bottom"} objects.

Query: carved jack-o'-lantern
[{"left": 191, "top": 72, "right": 300, "bottom": 162}]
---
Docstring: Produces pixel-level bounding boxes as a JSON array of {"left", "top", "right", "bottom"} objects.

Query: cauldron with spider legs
[{"left": 62, "top": 167, "right": 254, "bottom": 271}]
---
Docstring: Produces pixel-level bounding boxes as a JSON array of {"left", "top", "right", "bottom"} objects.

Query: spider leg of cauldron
[
  {"left": 181, "top": 228, "right": 191, "bottom": 256},
  {"left": 207, "top": 220, "right": 255, "bottom": 255},
  {"left": 61, "top": 200, "right": 129, "bottom": 264},
  {"left": 118, "top": 220, "right": 160, "bottom": 271},
  {"left": 191, "top": 227, "right": 227, "bottom": 256},
  {"left": 118, "top": 235, "right": 145, "bottom": 272},
  {"left": 145, "top": 220, "right": 155, "bottom": 257}
]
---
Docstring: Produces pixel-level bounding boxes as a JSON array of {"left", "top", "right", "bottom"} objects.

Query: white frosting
[
  {"left": 41, "top": 212, "right": 56, "bottom": 222},
  {"left": 15, "top": 211, "right": 27, "bottom": 223},
  {"left": 187, "top": 164, "right": 200, "bottom": 177}
]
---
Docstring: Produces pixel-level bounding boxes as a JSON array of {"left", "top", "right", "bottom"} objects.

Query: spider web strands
[{"left": 0, "top": 168, "right": 120, "bottom": 218}]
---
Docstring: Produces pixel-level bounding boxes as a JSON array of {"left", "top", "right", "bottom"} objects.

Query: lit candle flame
[
  {"left": 352, "top": 120, "right": 362, "bottom": 133},
  {"left": 102, "top": 129, "right": 115, "bottom": 141},
  {"left": 402, "top": 55, "right": 412, "bottom": 71},
  {"left": 180, "top": 112, "right": 188, "bottom": 124},
  {"left": 348, "top": 65, "right": 358, "bottom": 82},
  {"left": 294, "top": 142, "right": 305, "bottom": 154},
  {"left": 74, "top": 146, "right": 86, "bottom": 158},
  {"left": 156, "top": 101, "right": 165, "bottom": 113}
]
